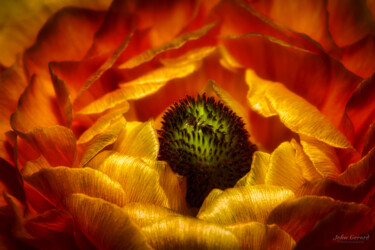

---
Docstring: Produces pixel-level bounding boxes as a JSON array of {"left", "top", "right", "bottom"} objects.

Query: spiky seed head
[{"left": 158, "top": 94, "right": 257, "bottom": 207}]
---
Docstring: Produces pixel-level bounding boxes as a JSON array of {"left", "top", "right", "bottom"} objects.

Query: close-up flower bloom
[{"left": 1, "top": 0, "right": 375, "bottom": 249}]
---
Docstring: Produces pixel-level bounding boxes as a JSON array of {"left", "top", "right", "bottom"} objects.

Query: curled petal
[
  {"left": 142, "top": 216, "right": 240, "bottom": 249},
  {"left": 114, "top": 120, "right": 159, "bottom": 160},
  {"left": 267, "top": 196, "right": 374, "bottom": 241},
  {"left": 197, "top": 185, "right": 294, "bottom": 225},
  {"left": 24, "top": 167, "right": 127, "bottom": 207},
  {"left": 337, "top": 148, "right": 375, "bottom": 185},
  {"left": 236, "top": 151, "right": 270, "bottom": 187},
  {"left": 226, "top": 222, "right": 295, "bottom": 250},
  {"left": 17, "top": 126, "right": 76, "bottom": 167},
  {"left": 246, "top": 69, "right": 352, "bottom": 149},
  {"left": 300, "top": 135, "right": 341, "bottom": 179},
  {"left": 62, "top": 193, "right": 151, "bottom": 249}
]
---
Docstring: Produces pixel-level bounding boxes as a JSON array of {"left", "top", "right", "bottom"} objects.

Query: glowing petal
[
  {"left": 226, "top": 222, "right": 295, "bottom": 250},
  {"left": 197, "top": 185, "right": 294, "bottom": 225},
  {"left": 24, "top": 167, "right": 127, "bottom": 207},
  {"left": 114, "top": 120, "right": 159, "bottom": 160},
  {"left": 78, "top": 63, "right": 197, "bottom": 114},
  {"left": 119, "top": 23, "right": 216, "bottom": 69},
  {"left": 62, "top": 194, "right": 151, "bottom": 249},
  {"left": 142, "top": 216, "right": 240, "bottom": 249},
  {"left": 300, "top": 135, "right": 341, "bottom": 179},
  {"left": 123, "top": 203, "right": 179, "bottom": 227},
  {"left": 235, "top": 151, "right": 270, "bottom": 186},
  {"left": 246, "top": 69, "right": 352, "bottom": 149},
  {"left": 267, "top": 196, "right": 372, "bottom": 241}
]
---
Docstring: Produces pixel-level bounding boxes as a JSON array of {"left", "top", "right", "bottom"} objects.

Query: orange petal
[
  {"left": 141, "top": 216, "right": 240, "bottom": 249},
  {"left": 337, "top": 147, "right": 375, "bottom": 185},
  {"left": 267, "top": 196, "right": 374, "bottom": 241},
  {"left": 113, "top": 121, "right": 159, "bottom": 160},
  {"left": 197, "top": 185, "right": 294, "bottom": 225},
  {"left": 294, "top": 203, "right": 375, "bottom": 248},
  {"left": 0, "top": 0, "right": 111, "bottom": 67},
  {"left": 24, "top": 8, "right": 106, "bottom": 80},
  {"left": 362, "top": 123, "right": 375, "bottom": 156},
  {"left": 17, "top": 126, "right": 76, "bottom": 167},
  {"left": 246, "top": 70, "right": 352, "bottom": 149},
  {"left": 226, "top": 222, "right": 295, "bottom": 250},
  {"left": 24, "top": 167, "right": 127, "bottom": 207},
  {"left": 341, "top": 35, "right": 375, "bottom": 78},
  {"left": 344, "top": 74, "right": 375, "bottom": 152},
  {"left": 11, "top": 78, "right": 62, "bottom": 133},
  {"left": 244, "top": 0, "right": 338, "bottom": 55},
  {"left": 296, "top": 174, "right": 375, "bottom": 204},
  {"left": 62, "top": 193, "right": 151, "bottom": 249},
  {"left": 327, "top": 0, "right": 375, "bottom": 47}
]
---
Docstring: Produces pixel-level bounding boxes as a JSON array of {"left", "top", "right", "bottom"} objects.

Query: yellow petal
[
  {"left": 119, "top": 22, "right": 216, "bottom": 69},
  {"left": 142, "top": 216, "right": 240, "bottom": 249},
  {"left": 300, "top": 135, "right": 341, "bottom": 178},
  {"left": 337, "top": 147, "right": 375, "bottom": 185},
  {"left": 62, "top": 193, "right": 151, "bottom": 249},
  {"left": 199, "top": 189, "right": 223, "bottom": 214},
  {"left": 77, "top": 116, "right": 125, "bottom": 167},
  {"left": 24, "top": 167, "right": 126, "bottom": 206},
  {"left": 197, "top": 185, "right": 294, "bottom": 225},
  {"left": 113, "top": 120, "right": 159, "bottom": 160},
  {"left": 226, "top": 222, "right": 295, "bottom": 250},
  {"left": 78, "top": 63, "right": 197, "bottom": 114},
  {"left": 21, "top": 156, "right": 50, "bottom": 177},
  {"left": 246, "top": 69, "right": 352, "bottom": 149},
  {"left": 235, "top": 151, "right": 270, "bottom": 186},
  {"left": 160, "top": 46, "right": 217, "bottom": 67},
  {"left": 87, "top": 152, "right": 170, "bottom": 208},
  {"left": 123, "top": 203, "right": 179, "bottom": 227}
]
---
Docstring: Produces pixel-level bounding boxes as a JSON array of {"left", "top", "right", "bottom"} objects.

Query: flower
[{"left": 1, "top": 0, "right": 375, "bottom": 249}]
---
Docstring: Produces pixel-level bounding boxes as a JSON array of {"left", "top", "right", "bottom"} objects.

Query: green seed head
[{"left": 158, "top": 94, "right": 257, "bottom": 207}]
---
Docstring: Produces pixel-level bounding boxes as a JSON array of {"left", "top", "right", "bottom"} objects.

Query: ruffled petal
[
  {"left": 17, "top": 126, "right": 76, "bottom": 167},
  {"left": 62, "top": 193, "right": 151, "bottom": 249},
  {"left": 226, "top": 222, "right": 295, "bottom": 250},
  {"left": 362, "top": 123, "right": 375, "bottom": 156},
  {"left": 267, "top": 196, "right": 374, "bottom": 241},
  {"left": 327, "top": 0, "right": 375, "bottom": 47},
  {"left": 86, "top": 152, "right": 170, "bottom": 208},
  {"left": 235, "top": 151, "right": 270, "bottom": 186},
  {"left": 0, "top": 0, "right": 111, "bottom": 67},
  {"left": 246, "top": 69, "right": 352, "bottom": 149},
  {"left": 300, "top": 135, "right": 342, "bottom": 179},
  {"left": 113, "top": 120, "right": 159, "bottom": 160},
  {"left": 24, "top": 167, "right": 127, "bottom": 207},
  {"left": 197, "top": 185, "right": 294, "bottom": 225},
  {"left": 141, "top": 216, "right": 240, "bottom": 249}
]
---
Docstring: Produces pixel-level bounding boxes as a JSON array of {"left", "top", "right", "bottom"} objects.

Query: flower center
[{"left": 158, "top": 94, "right": 257, "bottom": 207}]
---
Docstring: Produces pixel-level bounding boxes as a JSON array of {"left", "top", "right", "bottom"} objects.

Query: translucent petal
[
  {"left": 197, "top": 185, "right": 294, "bottom": 225},
  {"left": 235, "top": 151, "right": 270, "bottom": 186},
  {"left": 246, "top": 69, "right": 352, "bottom": 149}
]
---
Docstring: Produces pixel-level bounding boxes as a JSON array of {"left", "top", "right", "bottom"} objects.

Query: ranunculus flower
[{"left": 1, "top": 0, "right": 375, "bottom": 249}]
